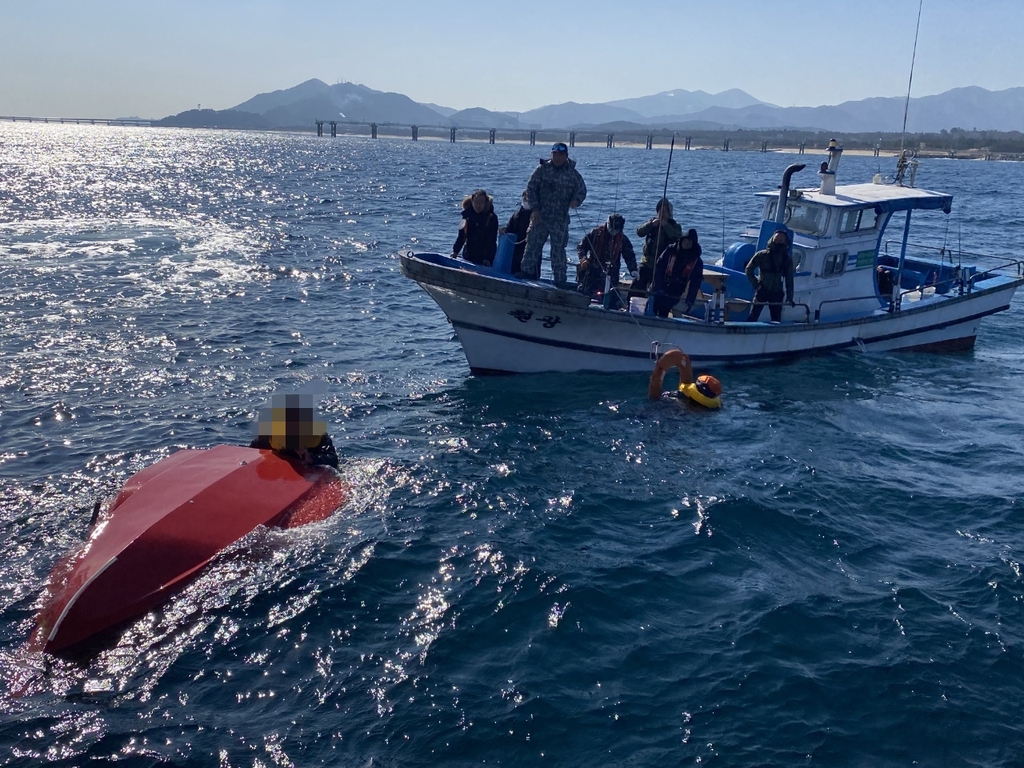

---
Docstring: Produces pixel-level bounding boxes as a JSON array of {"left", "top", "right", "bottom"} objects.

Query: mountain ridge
[{"left": 156, "top": 80, "right": 1024, "bottom": 134}]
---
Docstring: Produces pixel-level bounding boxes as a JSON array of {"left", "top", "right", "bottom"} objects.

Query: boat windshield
[{"left": 767, "top": 201, "right": 829, "bottom": 235}]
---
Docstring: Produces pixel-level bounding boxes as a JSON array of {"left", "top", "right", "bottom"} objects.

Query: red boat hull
[{"left": 32, "top": 445, "right": 346, "bottom": 654}]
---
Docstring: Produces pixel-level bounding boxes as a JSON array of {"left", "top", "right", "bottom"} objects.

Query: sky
[{"left": 0, "top": 0, "right": 1021, "bottom": 119}]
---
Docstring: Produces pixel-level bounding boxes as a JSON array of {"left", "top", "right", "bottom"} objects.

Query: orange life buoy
[{"left": 648, "top": 349, "right": 693, "bottom": 400}]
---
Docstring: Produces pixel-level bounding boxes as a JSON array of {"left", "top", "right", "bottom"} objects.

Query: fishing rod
[{"left": 650, "top": 134, "right": 677, "bottom": 282}]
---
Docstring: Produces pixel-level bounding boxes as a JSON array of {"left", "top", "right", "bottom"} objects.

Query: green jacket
[
  {"left": 636, "top": 217, "right": 683, "bottom": 270},
  {"left": 745, "top": 244, "right": 795, "bottom": 299}
]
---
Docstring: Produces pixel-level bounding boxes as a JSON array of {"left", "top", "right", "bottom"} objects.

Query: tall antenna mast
[{"left": 900, "top": 0, "right": 924, "bottom": 155}]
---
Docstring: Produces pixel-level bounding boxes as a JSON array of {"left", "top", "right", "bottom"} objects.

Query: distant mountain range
[{"left": 155, "top": 79, "right": 1024, "bottom": 134}]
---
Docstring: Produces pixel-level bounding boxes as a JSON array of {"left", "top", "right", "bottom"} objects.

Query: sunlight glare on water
[{"left": 0, "top": 122, "right": 1023, "bottom": 766}]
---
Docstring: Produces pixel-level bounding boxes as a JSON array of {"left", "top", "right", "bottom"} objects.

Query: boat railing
[
  {"left": 882, "top": 240, "right": 1024, "bottom": 275},
  {"left": 718, "top": 298, "right": 810, "bottom": 324},
  {"left": 967, "top": 260, "right": 1024, "bottom": 286},
  {"left": 814, "top": 295, "right": 886, "bottom": 322}
]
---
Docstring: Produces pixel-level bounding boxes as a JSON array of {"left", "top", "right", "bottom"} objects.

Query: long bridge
[
  {"left": 3, "top": 114, "right": 1017, "bottom": 159},
  {"left": 0, "top": 115, "right": 153, "bottom": 126},
  {"left": 0, "top": 113, "right": 800, "bottom": 152},
  {"left": 313, "top": 119, "right": 804, "bottom": 153}
]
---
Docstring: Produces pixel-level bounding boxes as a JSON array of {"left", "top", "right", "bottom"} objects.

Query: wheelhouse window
[
  {"left": 822, "top": 250, "right": 847, "bottom": 277},
  {"left": 838, "top": 207, "right": 878, "bottom": 234},
  {"left": 766, "top": 201, "right": 829, "bottom": 235}
]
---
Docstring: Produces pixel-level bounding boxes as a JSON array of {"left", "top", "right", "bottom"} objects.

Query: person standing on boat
[
  {"left": 632, "top": 198, "right": 683, "bottom": 298},
  {"left": 745, "top": 229, "right": 795, "bottom": 322},
  {"left": 575, "top": 213, "right": 639, "bottom": 308},
  {"left": 517, "top": 142, "right": 587, "bottom": 287},
  {"left": 500, "top": 190, "right": 532, "bottom": 276},
  {"left": 452, "top": 189, "right": 499, "bottom": 266},
  {"left": 651, "top": 229, "right": 703, "bottom": 317}
]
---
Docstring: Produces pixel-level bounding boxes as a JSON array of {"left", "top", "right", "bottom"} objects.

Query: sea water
[{"left": 1, "top": 123, "right": 1023, "bottom": 766}]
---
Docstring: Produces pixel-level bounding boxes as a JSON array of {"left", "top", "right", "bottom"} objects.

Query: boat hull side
[
  {"left": 35, "top": 446, "right": 345, "bottom": 654},
  {"left": 404, "top": 253, "right": 1021, "bottom": 373}
]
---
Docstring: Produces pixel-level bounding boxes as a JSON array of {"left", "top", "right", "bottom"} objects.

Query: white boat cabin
[{"left": 722, "top": 147, "right": 954, "bottom": 323}]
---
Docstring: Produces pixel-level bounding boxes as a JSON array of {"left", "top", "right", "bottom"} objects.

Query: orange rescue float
[{"left": 648, "top": 349, "right": 722, "bottom": 408}]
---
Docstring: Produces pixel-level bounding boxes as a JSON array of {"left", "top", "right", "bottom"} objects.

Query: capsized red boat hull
[{"left": 33, "top": 445, "right": 346, "bottom": 654}]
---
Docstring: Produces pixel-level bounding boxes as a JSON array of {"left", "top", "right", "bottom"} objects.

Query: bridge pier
[
  {"left": 329, "top": 120, "right": 337, "bottom": 138},
  {"left": 723, "top": 138, "right": 730, "bottom": 151},
  {"left": 489, "top": 128, "right": 496, "bottom": 144},
  {"left": 873, "top": 144, "right": 880, "bottom": 157},
  {"left": 685, "top": 136, "right": 692, "bottom": 150},
  {"left": 761, "top": 140, "right": 768, "bottom": 153},
  {"left": 412, "top": 125, "right": 418, "bottom": 140},
  {"left": 799, "top": 142, "right": 806, "bottom": 154},
  {"left": 569, "top": 131, "right": 576, "bottom": 148},
  {"left": 606, "top": 133, "right": 614, "bottom": 148},
  {"left": 450, "top": 127, "right": 457, "bottom": 143},
  {"left": 371, "top": 122, "right": 377, "bottom": 139},
  {"left": 316, "top": 120, "right": 324, "bottom": 137},
  {"left": 529, "top": 130, "right": 536, "bottom": 146},
  {"left": 645, "top": 135, "right": 653, "bottom": 150}
]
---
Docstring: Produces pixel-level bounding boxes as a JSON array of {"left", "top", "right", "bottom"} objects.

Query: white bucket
[{"left": 629, "top": 296, "right": 647, "bottom": 315}]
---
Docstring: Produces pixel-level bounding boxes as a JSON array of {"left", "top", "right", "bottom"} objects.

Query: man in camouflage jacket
[{"left": 518, "top": 142, "right": 587, "bottom": 287}]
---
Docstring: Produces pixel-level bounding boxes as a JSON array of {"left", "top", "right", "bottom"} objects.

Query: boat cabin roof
[{"left": 757, "top": 182, "right": 953, "bottom": 214}]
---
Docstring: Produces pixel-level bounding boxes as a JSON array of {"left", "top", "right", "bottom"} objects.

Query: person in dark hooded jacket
[
  {"left": 631, "top": 197, "right": 684, "bottom": 299},
  {"left": 452, "top": 189, "right": 499, "bottom": 266},
  {"left": 500, "top": 190, "right": 531, "bottom": 275},
  {"left": 745, "top": 229, "right": 795, "bottom": 322},
  {"left": 651, "top": 228, "right": 703, "bottom": 318}
]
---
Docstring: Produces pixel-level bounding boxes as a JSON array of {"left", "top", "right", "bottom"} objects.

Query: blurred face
[
  {"left": 771, "top": 232, "right": 788, "bottom": 247},
  {"left": 680, "top": 237, "right": 692, "bottom": 249},
  {"left": 471, "top": 192, "right": 488, "bottom": 213},
  {"left": 551, "top": 150, "right": 568, "bottom": 166}
]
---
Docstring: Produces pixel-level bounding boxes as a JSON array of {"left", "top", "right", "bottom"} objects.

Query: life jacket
[{"left": 591, "top": 227, "right": 623, "bottom": 268}]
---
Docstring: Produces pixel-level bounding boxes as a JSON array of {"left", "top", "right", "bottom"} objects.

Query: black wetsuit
[{"left": 249, "top": 434, "right": 339, "bottom": 468}]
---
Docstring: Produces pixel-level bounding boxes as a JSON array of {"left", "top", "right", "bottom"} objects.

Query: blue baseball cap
[{"left": 551, "top": 142, "right": 568, "bottom": 153}]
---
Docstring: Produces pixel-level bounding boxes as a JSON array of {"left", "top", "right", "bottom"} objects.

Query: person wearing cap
[
  {"left": 651, "top": 228, "right": 704, "bottom": 318},
  {"left": 499, "top": 190, "right": 532, "bottom": 276},
  {"left": 632, "top": 198, "right": 683, "bottom": 298},
  {"left": 517, "top": 142, "right": 587, "bottom": 288},
  {"left": 575, "top": 213, "right": 638, "bottom": 308},
  {"left": 745, "top": 229, "right": 795, "bottom": 322},
  {"left": 452, "top": 189, "right": 499, "bottom": 266}
]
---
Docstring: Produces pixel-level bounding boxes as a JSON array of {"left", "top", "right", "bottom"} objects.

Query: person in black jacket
[
  {"left": 651, "top": 229, "right": 704, "bottom": 318},
  {"left": 250, "top": 393, "right": 339, "bottom": 468},
  {"left": 500, "top": 190, "right": 531, "bottom": 275},
  {"left": 452, "top": 189, "right": 499, "bottom": 266},
  {"left": 575, "top": 213, "right": 638, "bottom": 308}
]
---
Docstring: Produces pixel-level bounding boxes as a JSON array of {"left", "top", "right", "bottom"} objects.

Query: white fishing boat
[{"left": 401, "top": 143, "right": 1023, "bottom": 374}]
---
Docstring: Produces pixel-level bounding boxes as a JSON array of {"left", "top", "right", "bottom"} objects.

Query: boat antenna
[
  {"left": 663, "top": 133, "right": 676, "bottom": 201},
  {"left": 722, "top": 203, "right": 727, "bottom": 259},
  {"left": 899, "top": 0, "right": 924, "bottom": 157}
]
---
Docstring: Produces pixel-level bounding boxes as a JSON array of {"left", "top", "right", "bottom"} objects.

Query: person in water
[
  {"left": 651, "top": 229, "right": 704, "bottom": 317},
  {"left": 452, "top": 189, "right": 499, "bottom": 266},
  {"left": 632, "top": 197, "right": 683, "bottom": 298},
  {"left": 500, "top": 190, "right": 532, "bottom": 276},
  {"left": 575, "top": 213, "right": 638, "bottom": 308},
  {"left": 250, "top": 393, "right": 339, "bottom": 468},
  {"left": 745, "top": 229, "right": 795, "bottom": 322},
  {"left": 517, "top": 142, "right": 587, "bottom": 287}
]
